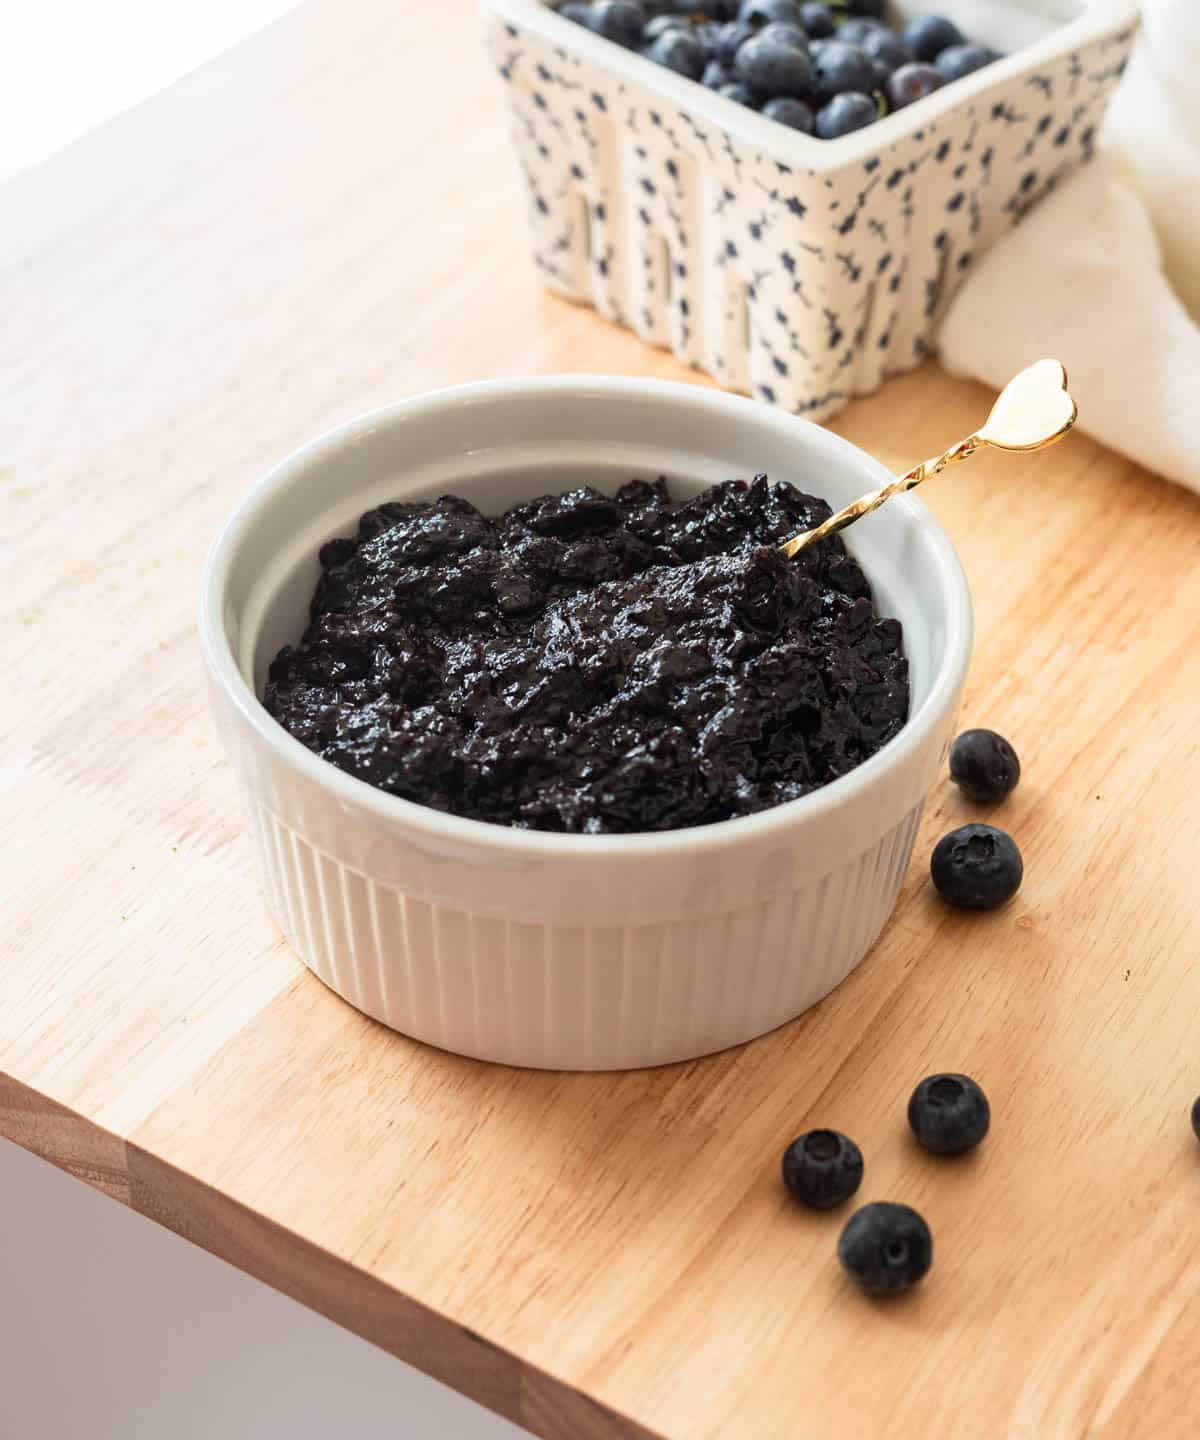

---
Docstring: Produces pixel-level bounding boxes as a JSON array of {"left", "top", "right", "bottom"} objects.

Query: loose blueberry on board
[
  {"left": 734, "top": 31, "right": 815, "bottom": 99},
  {"left": 718, "top": 80, "right": 757, "bottom": 104},
  {"left": 646, "top": 27, "right": 709, "bottom": 78},
  {"left": 838, "top": 1203, "right": 933, "bottom": 1297},
  {"left": 815, "top": 91, "right": 878, "bottom": 138},
  {"left": 738, "top": 0, "right": 804, "bottom": 27},
  {"left": 886, "top": 61, "right": 944, "bottom": 110},
  {"left": 799, "top": 2, "right": 836, "bottom": 39},
  {"left": 763, "top": 95, "right": 816, "bottom": 131},
  {"left": 908, "top": 1074, "right": 991, "bottom": 1156},
  {"left": 936, "top": 42, "right": 999, "bottom": 82},
  {"left": 782, "top": 1129, "right": 864, "bottom": 1208},
  {"left": 949, "top": 729, "right": 1021, "bottom": 804},
  {"left": 585, "top": 0, "right": 647, "bottom": 48},
  {"left": 902, "top": 13, "right": 966, "bottom": 62},
  {"left": 1192, "top": 1096, "right": 1200, "bottom": 1143},
  {"left": 859, "top": 27, "right": 914, "bottom": 76},
  {"left": 811, "top": 40, "right": 877, "bottom": 105},
  {"left": 930, "top": 823, "right": 1023, "bottom": 909}
]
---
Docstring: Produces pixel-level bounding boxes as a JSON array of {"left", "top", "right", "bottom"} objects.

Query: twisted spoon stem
[{"left": 780, "top": 435, "right": 981, "bottom": 559}]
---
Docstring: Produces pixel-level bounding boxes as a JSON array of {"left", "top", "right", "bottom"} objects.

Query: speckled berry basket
[{"left": 485, "top": 0, "right": 1137, "bottom": 421}]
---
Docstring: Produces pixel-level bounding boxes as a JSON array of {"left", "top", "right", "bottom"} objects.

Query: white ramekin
[
  {"left": 200, "top": 378, "right": 971, "bottom": 1070},
  {"left": 484, "top": 0, "right": 1137, "bottom": 421}
]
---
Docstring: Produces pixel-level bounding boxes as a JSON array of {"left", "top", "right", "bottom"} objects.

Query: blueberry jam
[{"left": 263, "top": 476, "right": 909, "bottom": 834}]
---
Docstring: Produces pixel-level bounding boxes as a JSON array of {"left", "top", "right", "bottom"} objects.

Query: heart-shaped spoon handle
[{"left": 780, "top": 359, "right": 1077, "bottom": 559}]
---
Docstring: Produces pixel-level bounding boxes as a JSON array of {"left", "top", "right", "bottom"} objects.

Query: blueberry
[
  {"left": 949, "top": 728, "right": 1020, "bottom": 804},
  {"left": 758, "top": 19, "right": 810, "bottom": 51},
  {"left": 930, "top": 823, "right": 1023, "bottom": 909},
  {"left": 936, "top": 42, "right": 999, "bottom": 82},
  {"left": 812, "top": 39, "right": 876, "bottom": 103},
  {"left": 763, "top": 95, "right": 816, "bottom": 131},
  {"left": 838, "top": 1203, "right": 932, "bottom": 1296},
  {"left": 714, "top": 18, "right": 756, "bottom": 63},
  {"left": 734, "top": 32, "right": 814, "bottom": 99},
  {"left": 703, "top": 57, "right": 733, "bottom": 87},
  {"left": 782, "top": 1129, "right": 863, "bottom": 1208},
  {"left": 738, "top": 0, "right": 803, "bottom": 29},
  {"left": 585, "top": 0, "right": 646, "bottom": 47},
  {"left": 645, "top": 27, "right": 708, "bottom": 78},
  {"left": 643, "top": 12, "right": 690, "bottom": 40},
  {"left": 859, "top": 27, "right": 914, "bottom": 75},
  {"left": 640, "top": 0, "right": 676, "bottom": 13},
  {"left": 885, "top": 61, "right": 944, "bottom": 109},
  {"left": 718, "top": 80, "right": 756, "bottom": 104},
  {"left": 902, "top": 13, "right": 966, "bottom": 62},
  {"left": 843, "top": 0, "right": 886, "bottom": 15},
  {"left": 1192, "top": 1096, "right": 1200, "bottom": 1143},
  {"left": 559, "top": 1, "right": 594, "bottom": 24},
  {"left": 799, "top": 2, "right": 836, "bottom": 39},
  {"left": 815, "top": 90, "right": 877, "bottom": 137},
  {"left": 909, "top": 1074, "right": 991, "bottom": 1156},
  {"left": 836, "top": 17, "right": 888, "bottom": 46}
]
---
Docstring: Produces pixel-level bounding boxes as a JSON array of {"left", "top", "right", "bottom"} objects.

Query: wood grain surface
[{"left": 4, "top": 3, "right": 1200, "bottom": 1437}]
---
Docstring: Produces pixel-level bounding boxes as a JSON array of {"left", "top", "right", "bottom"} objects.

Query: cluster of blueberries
[
  {"left": 782, "top": 1072, "right": 990, "bottom": 1296},
  {"left": 556, "top": 0, "right": 1002, "bottom": 139}
]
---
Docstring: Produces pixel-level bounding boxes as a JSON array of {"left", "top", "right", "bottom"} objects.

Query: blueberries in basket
[
  {"left": 909, "top": 1074, "right": 991, "bottom": 1156},
  {"left": 763, "top": 95, "right": 815, "bottom": 131},
  {"left": 758, "top": 19, "right": 810, "bottom": 52},
  {"left": 836, "top": 17, "right": 887, "bottom": 46},
  {"left": 715, "top": 18, "right": 755, "bottom": 63},
  {"left": 859, "top": 27, "right": 914, "bottom": 77},
  {"left": 886, "top": 61, "right": 944, "bottom": 110},
  {"left": 812, "top": 40, "right": 877, "bottom": 105},
  {"left": 585, "top": 0, "right": 647, "bottom": 48},
  {"left": 949, "top": 729, "right": 1020, "bottom": 804},
  {"left": 643, "top": 12, "right": 689, "bottom": 41},
  {"left": 554, "top": 0, "right": 1002, "bottom": 135},
  {"left": 646, "top": 27, "right": 708, "bottom": 78},
  {"left": 936, "top": 42, "right": 999, "bottom": 82},
  {"left": 816, "top": 91, "right": 877, "bottom": 138},
  {"left": 738, "top": 0, "right": 803, "bottom": 28},
  {"left": 798, "top": 2, "right": 836, "bottom": 39},
  {"left": 902, "top": 13, "right": 966, "bottom": 63},
  {"left": 930, "top": 823, "right": 1023, "bottom": 909},
  {"left": 734, "top": 31, "right": 814, "bottom": 100},
  {"left": 838, "top": 1203, "right": 932, "bottom": 1297},
  {"left": 718, "top": 80, "right": 757, "bottom": 104}
]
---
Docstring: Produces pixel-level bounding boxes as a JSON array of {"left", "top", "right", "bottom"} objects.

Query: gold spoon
[{"left": 779, "top": 359, "right": 1078, "bottom": 559}]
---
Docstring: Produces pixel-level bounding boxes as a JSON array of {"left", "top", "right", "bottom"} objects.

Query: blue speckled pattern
[{"left": 487, "top": 11, "right": 1135, "bottom": 422}]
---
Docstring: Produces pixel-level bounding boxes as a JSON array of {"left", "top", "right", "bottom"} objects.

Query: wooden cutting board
[{"left": 4, "top": 3, "right": 1200, "bottom": 1437}]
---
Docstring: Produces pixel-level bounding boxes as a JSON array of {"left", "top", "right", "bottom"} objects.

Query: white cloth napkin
[{"left": 938, "top": 0, "right": 1200, "bottom": 490}]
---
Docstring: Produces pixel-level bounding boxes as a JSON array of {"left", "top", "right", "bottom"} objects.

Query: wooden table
[{"left": 5, "top": 4, "right": 1199, "bottom": 1436}]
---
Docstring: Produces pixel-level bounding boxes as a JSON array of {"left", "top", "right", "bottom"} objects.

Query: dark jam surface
[{"left": 263, "top": 477, "right": 909, "bottom": 834}]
